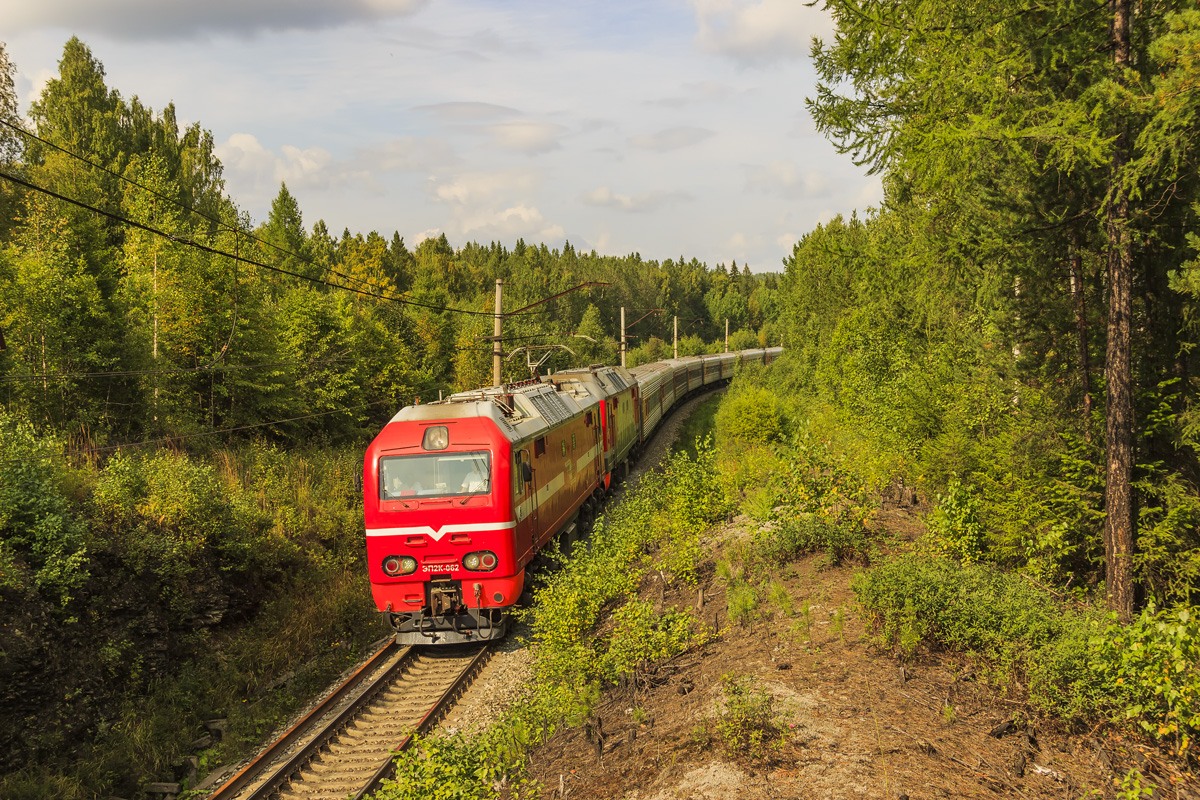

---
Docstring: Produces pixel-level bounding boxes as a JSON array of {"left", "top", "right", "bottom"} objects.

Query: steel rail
[
  {"left": 352, "top": 644, "right": 494, "bottom": 799},
  {"left": 208, "top": 641, "right": 410, "bottom": 800}
]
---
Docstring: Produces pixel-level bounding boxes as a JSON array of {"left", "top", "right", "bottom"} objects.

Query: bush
[
  {"left": 853, "top": 553, "right": 1099, "bottom": 713},
  {"left": 530, "top": 447, "right": 724, "bottom": 687},
  {"left": 375, "top": 731, "right": 507, "bottom": 800},
  {"left": 715, "top": 386, "right": 784, "bottom": 446},
  {"left": 1091, "top": 606, "right": 1200, "bottom": 750},
  {"left": 713, "top": 674, "right": 784, "bottom": 762},
  {"left": 0, "top": 415, "right": 88, "bottom": 604},
  {"left": 754, "top": 515, "right": 869, "bottom": 567},
  {"left": 927, "top": 478, "right": 986, "bottom": 564},
  {"left": 854, "top": 552, "right": 1200, "bottom": 746},
  {"left": 92, "top": 451, "right": 282, "bottom": 583}
]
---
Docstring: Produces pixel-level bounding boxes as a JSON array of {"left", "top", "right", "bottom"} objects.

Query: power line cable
[
  {"left": 5, "top": 121, "right": 603, "bottom": 317},
  {"left": 2, "top": 119, "right": 407, "bottom": 300},
  {"left": 0, "top": 168, "right": 531, "bottom": 317}
]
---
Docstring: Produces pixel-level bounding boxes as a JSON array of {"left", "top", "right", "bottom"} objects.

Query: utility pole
[
  {"left": 493, "top": 279, "right": 503, "bottom": 386},
  {"left": 725, "top": 319, "right": 729, "bottom": 353},
  {"left": 673, "top": 315, "right": 678, "bottom": 359},
  {"left": 620, "top": 306, "right": 627, "bottom": 368}
]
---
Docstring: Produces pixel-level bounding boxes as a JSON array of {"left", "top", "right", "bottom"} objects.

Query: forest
[
  {"left": 0, "top": 37, "right": 780, "bottom": 798},
  {"left": 3, "top": 0, "right": 1200, "bottom": 794}
]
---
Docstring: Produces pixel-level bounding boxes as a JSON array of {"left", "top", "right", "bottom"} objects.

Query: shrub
[
  {"left": 376, "top": 731, "right": 506, "bottom": 800},
  {"left": 714, "top": 674, "right": 784, "bottom": 762},
  {"left": 754, "top": 515, "right": 869, "bottom": 567},
  {"left": 853, "top": 553, "right": 1099, "bottom": 712},
  {"left": 1091, "top": 606, "right": 1200, "bottom": 750},
  {"left": 926, "top": 477, "right": 986, "bottom": 564},
  {"left": 715, "top": 386, "right": 784, "bottom": 446},
  {"left": 0, "top": 415, "right": 88, "bottom": 604},
  {"left": 92, "top": 451, "right": 281, "bottom": 583}
]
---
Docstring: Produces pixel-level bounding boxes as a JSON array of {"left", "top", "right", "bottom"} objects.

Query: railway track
[{"left": 209, "top": 641, "right": 492, "bottom": 800}]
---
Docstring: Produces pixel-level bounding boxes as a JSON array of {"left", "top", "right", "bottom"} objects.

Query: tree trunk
[{"left": 1103, "top": 0, "right": 1135, "bottom": 623}]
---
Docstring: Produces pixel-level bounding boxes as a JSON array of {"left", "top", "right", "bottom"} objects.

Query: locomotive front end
[{"left": 364, "top": 410, "right": 522, "bottom": 645}]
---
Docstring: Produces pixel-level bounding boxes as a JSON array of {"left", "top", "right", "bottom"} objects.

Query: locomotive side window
[
  {"left": 380, "top": 451, "right": 491, "bottom": 499},
  {"left": 534, "top": 437, "right": 546, "bottom": 457}
]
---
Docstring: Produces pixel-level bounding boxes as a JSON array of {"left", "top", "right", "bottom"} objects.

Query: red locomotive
[{"left": 362, "top": 347, "right": 782, "bottom": 644}]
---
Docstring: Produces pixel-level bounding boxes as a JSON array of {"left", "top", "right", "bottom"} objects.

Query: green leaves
[{"left": 0, "top": 414, "right": 88, "bottom": 604}]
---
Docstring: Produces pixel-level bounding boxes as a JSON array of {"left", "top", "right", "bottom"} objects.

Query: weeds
[
  {"left": 830, "top": 605, "right": 846, "bottom": 642},
  {"left": 713, "top": 674, "right": 785, "bottom": 763},
  {"left": 767, "top": 580, "right": 793, "bottom": 617}
]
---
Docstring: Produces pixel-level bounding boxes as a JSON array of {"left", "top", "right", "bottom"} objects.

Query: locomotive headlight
[
  {"left": 382, "top": 555, "right": 418, "bottom": 576},
  {"left": 422, "top": 425, "right": 449, "bottom": 451},
  {"left": 462, "top": 551, "right": 497, "bottom": 571}
]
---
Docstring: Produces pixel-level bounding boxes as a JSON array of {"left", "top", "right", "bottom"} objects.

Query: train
[{"left": 361, "top": 347, "right": 783, "bottom": 644}]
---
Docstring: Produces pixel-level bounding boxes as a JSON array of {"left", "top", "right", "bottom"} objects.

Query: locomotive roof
[
  {"left": 541, "top": 364, "right": 635, "bottom": 401},
  {"left": 388, "top": 379, "right": 598, "bottom": 443}
]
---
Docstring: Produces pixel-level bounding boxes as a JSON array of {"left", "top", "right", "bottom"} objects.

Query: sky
[{"left": 1, "top": 0, "right": 880, "bottom": 273}]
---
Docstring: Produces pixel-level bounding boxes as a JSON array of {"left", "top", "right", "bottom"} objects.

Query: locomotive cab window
[{"left": 380, "top": 451, "right": 491, "bottom": 499}]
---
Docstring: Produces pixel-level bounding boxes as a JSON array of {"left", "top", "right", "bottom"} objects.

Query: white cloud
[
  {"left": 855, "top": 177, "right": 885, "bottom": 208},
  {"left": 743, "top": 160, "right": 830, "bottom": 199},
  {"left": 217, "top": 133, "right": 343, "bottom": 190},
  {"left": 690, "top": 0, "right": 835, "bottom": 65},
  {"left": 460, "top": 204, "right": 564, "bottom": 242},
  {"left": 776, "top": 232, "right": 797, "bottom": 249},
  {"left": 413, "top": 227, "right": 441, "bottom": 245},
  {"left": 484, "top": 120, "right": 567, "bottom": 154},
  {"left": 3, "top": 0, "right": 429, "bottom": 39},
  {"left": 582, "top": 186, "right": 693, "bottom": 213},
  {"left": 20, "top": 68, "right": 55, "bottom": 109},
  {"left": 628, "top": 126, "right": 714, "bottom": 152},
  {"left": 216, "top": 132, "right": 452, "bottom": 195},
  {"left": 427, "top": 169, "right": 541, "bottom": 206}
]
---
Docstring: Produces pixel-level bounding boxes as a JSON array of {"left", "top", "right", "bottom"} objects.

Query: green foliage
[
  {"left": 725, "top": 579, "right": 760, "bottom": 628},
  {"left": 854, "top": 553, "right": 1101, "bottom": 713},
  {"left": 600, "top": 601, "right": 697, "bottom": 680},
  {"left": 713, "top": 674, "right": 784, "bottom": 763},
  {"left": 1090, "top": 606, "right": 1200, "bottom": 750},
  {"left": 926, "top": 478, "right": 986, "bottom": 564},
  {"left": 0, "top": 443, "right": 378, "bottom": 799},
  {"left": 855, "top": 552, "right": 1200, "bottom": 745},
  {"left": 376, "top": 732, "right": 507, "bottom": 800},
  {"left": 530, "top": 447, "right": 724, "bottom": 688},
  {"left": 0, "top": 414, "right": 88, "bottom": 603},
  {"left": 92, "top": 451, "right": 281, "bottom": 584},
  {"left": 672, "top": 392, "right": 723, "bottom": 460},
  {"left": 714, "top": 385, "right": 784, "bottom": 446},
  {"left": 753, "top": 516, "right": 869, "bottom": 568}
]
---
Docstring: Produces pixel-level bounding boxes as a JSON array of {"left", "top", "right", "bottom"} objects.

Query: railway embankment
[{"left": 373, "top": 380, "right": 1199, "bottom": 799}]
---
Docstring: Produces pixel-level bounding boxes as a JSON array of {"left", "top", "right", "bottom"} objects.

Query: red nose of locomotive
[{"left": 363, "top": 415, "right": 523, "bottom": 644}]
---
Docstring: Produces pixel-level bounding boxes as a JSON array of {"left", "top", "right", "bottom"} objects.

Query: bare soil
[{"left": 523, "top": 503, "right": 1200, "bottom": 799}]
